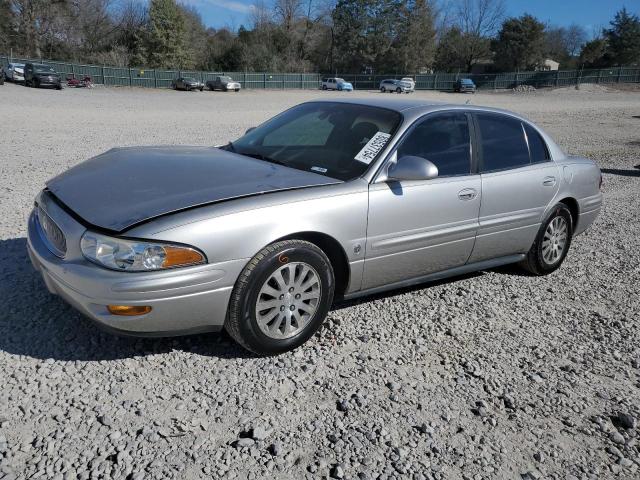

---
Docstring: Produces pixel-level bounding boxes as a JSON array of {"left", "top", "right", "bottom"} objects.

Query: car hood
[{"left": 46, "top": 146, "right": 339, "bottom": 232}]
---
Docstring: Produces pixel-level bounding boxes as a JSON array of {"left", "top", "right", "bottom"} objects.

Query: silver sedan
[{"left": 27, "top": 98, "right": 603, "bottom": 354}]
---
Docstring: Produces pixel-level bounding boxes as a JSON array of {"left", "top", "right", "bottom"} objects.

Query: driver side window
[{"left": 397, "top": 113, "right": 471, "bottom": 177}]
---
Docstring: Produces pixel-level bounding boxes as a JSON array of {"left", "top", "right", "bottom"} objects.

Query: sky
[{"left": 184, "top": 0, "right": 639, "bottom": 31}]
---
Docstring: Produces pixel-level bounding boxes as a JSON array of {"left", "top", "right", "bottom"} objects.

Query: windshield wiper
[{"left": 239, "top": 152, "right": 288, "bottom": 167}]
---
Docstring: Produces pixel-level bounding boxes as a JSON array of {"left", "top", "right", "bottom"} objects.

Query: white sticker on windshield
[
  {"left": 311, "top": 166, "right": 327, "bottom": 173},
  {"left": 354, "top": 132, "right": 391, "bottom": 164}
]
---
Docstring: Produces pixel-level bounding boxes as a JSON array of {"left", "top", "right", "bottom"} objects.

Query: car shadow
[
  {"left": 3, "top": 236, "right": 528, "bottom": 361},
  {"left": 0, "top": 237, "right": 251, "bottom": 361},
  {"left": 601, "top": 167, "right": 640, "bottom": 177},
  {"left": 333, "top": 270, "right": 486, "bottom": 310}
]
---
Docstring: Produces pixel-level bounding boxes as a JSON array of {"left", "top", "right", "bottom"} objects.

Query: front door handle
[
  {"left": 542, "top": 176, "right": 556, "bottom": 187},
  {"left": 458, "top": 188, "right": 477, "bottom": 201}
]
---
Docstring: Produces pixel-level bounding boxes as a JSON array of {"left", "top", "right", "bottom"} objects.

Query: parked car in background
[
  {"left": 379, "top": 79, "right": 413, "bottom": 93},
  {"left": 206, "top": 76, "right": 241, "bottom": 92},
  {"left": 28, "top": 98, "right": 602, "bottom": 355},
  {"left": 171, "top": 77, "right": 204, "bottom": 91},
  {"left": 454, "top": 78, "right": 476, "bottom": 93},
  {"left": 322, "top": 77, "right": 353, "bottom": 91},
  {"left": 24, "top": 63, "right": 62, "bottom": 90},
  {"left": 2, "top": 62, "right": 25, "bottom": 82},
  {"left": 401, "top": 77, "right": 416, "bottom": 90},
  {"left": 0, "top": 73, "right": 3, "bottom": 85}
]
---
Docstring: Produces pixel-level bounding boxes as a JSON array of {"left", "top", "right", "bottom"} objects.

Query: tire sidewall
[
  {"left": 534, "top": 205, "right": 573, "bottom": 273},
  {"left": 233, "top": 244, "right": 334, "bottom": 355}
]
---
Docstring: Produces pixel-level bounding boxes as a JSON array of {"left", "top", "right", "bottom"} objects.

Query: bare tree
[
  {"left": 565, "top": 23, "right": 587, "bottom": 57},
  {"left": 455, "top": 0, "right": 505, "bottom": 37},
  {"left": 251, "top": 0, "right": 273, "bottom": 30},
  {"left": 274, "top": 0, "right": 303, "bottom": 31},
  {"left": 438, "top": 0, "right": 505, "bottom": 71}
]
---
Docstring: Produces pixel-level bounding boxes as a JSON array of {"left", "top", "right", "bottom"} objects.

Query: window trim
[
  {"left": 381, "top": 110, "right": 477, "bottom": 180},
  {"left": 473, "top": 112, "right": 535, "bottom": 174},
  {"left": 522, "top": 122, "right": 551, "bottom": 164}
]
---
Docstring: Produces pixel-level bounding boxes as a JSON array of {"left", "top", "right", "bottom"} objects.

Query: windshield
[
  {"left": 228, "top": 102, "right": 401, "bottom": 181},
  {"left": 183, "top": 77, "right": 197, "bottom": 82},
  {"left": 461, "top": 79, "right": 474, "bottom": 84},
  {"left": 335, "top": 78, "right": 346, "bottom": 83},
  {"left": 220, "top": 76, "right": 232, "bottom": 82},
  {"left": 34, "top": 65, "right": 55, "bottom": 74}
]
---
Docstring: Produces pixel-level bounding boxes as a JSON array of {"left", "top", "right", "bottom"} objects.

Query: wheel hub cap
[
  {"left": 542, "top": 216, "right": 568, "bottom": 264},
  {"left": 255, "top": 262, "right": 321, "bottom": 339}
]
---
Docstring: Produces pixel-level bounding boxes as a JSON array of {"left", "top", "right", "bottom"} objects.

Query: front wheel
[
  {"left": 396, "top": 87, "right": 402, "bottom": 93},
  {"left": 519, "top": 203, "right": 573, "bottom": 275},
  {"left": 226, "top": 240, "right": 335, "bottom": 355}
]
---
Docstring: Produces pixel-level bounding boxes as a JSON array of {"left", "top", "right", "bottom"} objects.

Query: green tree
[
  {"left": 492, "top": 14, "right": 546, "bottom": 71},
  {"left": 579, "top": 37, "right": 608, "bottom": 68},
  {"left": 604, "top": 8, "right": 640, "bottom": 66},
  {"left": 146, "top": 0, "right": 188, "bottom": 68},
  {"left": 434, "top": 27, "right": 467, "bottom": 72},
  {"left": 386, "top": 0, "right": 436, "bottom": 73}
]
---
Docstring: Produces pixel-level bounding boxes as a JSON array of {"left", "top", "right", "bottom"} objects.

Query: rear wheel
[
  {"left": 322, "top": 85, "right": 327, "bottom": 90},
  {"left": 520, "top": 203, "right": 573, "bottom": 275},
  {"left": 380, "top": 86, "right": 386, "bottom": 93},
  {"left": 226, "top": 240, "right": 335, "bottom": 355},
  {"left": 396, "top": 87, "right": 402, "bottom": 93}
]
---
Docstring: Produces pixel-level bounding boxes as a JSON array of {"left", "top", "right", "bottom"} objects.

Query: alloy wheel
[
  {"left": 255, "top": 262, "right": 321, "bottom": 340},
  {"left": 542, "top": 216, "right": 568, "bottom": 264}
]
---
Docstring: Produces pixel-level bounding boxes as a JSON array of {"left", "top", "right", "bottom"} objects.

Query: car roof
[
  {"left": 309, "top": 97, "right": 446, "bottom": 112},
  {"left": 307, "top": 97, "right": 533, "bottom": 119}
]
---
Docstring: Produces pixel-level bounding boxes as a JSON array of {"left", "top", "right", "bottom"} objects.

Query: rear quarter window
[
  {"left": 524, "top": 124, "right": 550, "bottom": 163},
  {"left": 476, "top": 113, "right": 530, "bottom": 172}
]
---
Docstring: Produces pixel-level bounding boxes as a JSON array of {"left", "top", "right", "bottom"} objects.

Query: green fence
[{"left": 2, "top": 54, "right": 639, "bottom": 91}]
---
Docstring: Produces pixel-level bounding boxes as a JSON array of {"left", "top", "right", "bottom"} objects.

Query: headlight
[{"left": 80, "top": 232, "right": 206, "bottom": 272}]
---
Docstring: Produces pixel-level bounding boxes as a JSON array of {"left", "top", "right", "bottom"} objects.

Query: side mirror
[
  {"left": 388, "top": 155, "right": 438, "bottom": 181},
  {"left": 245, "top": 127, "right": 256, "bottom": 135}
]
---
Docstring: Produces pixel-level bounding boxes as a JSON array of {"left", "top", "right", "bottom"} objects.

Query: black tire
[
  {"left": 235, "top": 88, "right": 239, "bottom": 92},
  {"left": 519, "top": 203, "right": 573, "bottom": 275},
  {"left": 199, "top": 87, "right": 203, "bottom": 91},
  {"left": 380, "top": 86, "right": 386, "bottom": 93},
  {"left": 322, "top": 85, "right": 327, "bottom": 90},
  {"left": 396, "top": 87, "right": 401, "bottom": 93},
  {"left": 226, "top": 240, "right": 335, "bottom": 355}
]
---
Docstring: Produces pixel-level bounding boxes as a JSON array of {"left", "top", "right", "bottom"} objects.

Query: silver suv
[{"left": 380, "top": 79, "right": 413, "bottom": 93}]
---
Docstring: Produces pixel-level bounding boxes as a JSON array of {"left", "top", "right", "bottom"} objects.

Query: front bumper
[{"left": 26, "top": 195, "right": 247, "bottom": 337}]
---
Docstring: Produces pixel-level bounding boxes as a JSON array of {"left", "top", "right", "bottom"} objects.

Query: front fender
[{"left": 127, "top": 181, "right": 370, "bottom": 293}]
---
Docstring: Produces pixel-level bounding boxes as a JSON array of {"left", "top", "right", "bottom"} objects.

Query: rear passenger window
[
  {"left": 476, "top": 113, "right": 530, "bottom": 172},
  {"left": 397, "top": 113, "right": 471, "bottom": 177},
  {"left": 524, "top": 124, "right": 550, "bottom": 163}
]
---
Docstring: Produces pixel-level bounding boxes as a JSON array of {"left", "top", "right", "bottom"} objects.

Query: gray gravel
[{"left": 1, "top": 82, "right": 639, "bottom": 479}]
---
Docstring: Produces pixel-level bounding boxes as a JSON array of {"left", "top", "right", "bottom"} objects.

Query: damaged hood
[{"left": 46, "top": 146, "right": 338, "bottom": 232}]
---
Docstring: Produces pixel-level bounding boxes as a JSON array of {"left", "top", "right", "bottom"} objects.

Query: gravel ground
[{"left": 0, "top": 83, "right": 639, "bottom": 480}]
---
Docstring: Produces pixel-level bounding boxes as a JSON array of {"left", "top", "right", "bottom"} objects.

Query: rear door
[
  {"left": 468, "top": 112, "right": 559, "bottom": 262},
  {"left": 363, "top": 111, "right": 481, "bottom": 290}
]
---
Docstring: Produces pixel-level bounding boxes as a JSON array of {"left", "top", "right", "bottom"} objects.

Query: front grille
[{"left": 36, "top": 206, "right": 67, "bottom": 257}]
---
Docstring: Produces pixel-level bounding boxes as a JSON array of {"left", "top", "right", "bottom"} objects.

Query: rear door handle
[
  {"left": 542, "top": 176, "right": 556, "bottom": 187},
  {"left": 458, "top": 188, "right": 477, "bottom": 201}
]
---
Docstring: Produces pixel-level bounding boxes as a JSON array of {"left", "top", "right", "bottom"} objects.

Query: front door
[{"left": 363, "top": 111, "right": 481, "bottom": 290}]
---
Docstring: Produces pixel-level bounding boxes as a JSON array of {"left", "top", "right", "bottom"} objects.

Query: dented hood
[{"left": 46, "top": 146, "right": 337, "bottom": 232}]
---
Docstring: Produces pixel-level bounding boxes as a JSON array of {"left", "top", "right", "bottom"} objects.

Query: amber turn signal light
[
  {"left": 162, "top": 246, "right": 205, "bottom": 268},
  {"left": 107, "top": 305, "right": 152, "bottom": 316}
]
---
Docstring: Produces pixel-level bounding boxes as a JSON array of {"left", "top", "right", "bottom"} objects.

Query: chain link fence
[{"left": 2, "top": 55, "right": 639, "bottom": 91}]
